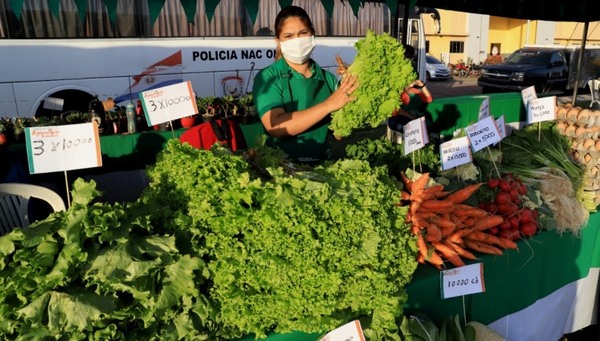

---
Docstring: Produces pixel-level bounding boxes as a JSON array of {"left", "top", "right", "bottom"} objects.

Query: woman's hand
[
  {"left": 325, "top": 74, "right": 359, "bottom": 112},
  {"left": 406, "top": 79, "right": 426, "bottom": 92}
]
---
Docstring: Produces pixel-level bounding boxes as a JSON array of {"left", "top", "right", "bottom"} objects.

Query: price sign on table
[
  {"left": 403, "top": 116, "right": 429, "bottom": 155},
  {"left": 478, "top": 96, "right": 490, "bottom": 120},
  {"left": 139, "top": 81, "right": 199, "bottom": 126},
  {"left": 527, "top": 96, "right": 556, "bottom": 124},
  {"left": 25, "top": 123, "right": 102, "bottom": 174},
  {"left": 320, "top": 320, "right": 364, "bottom": 341},
  {"left": 440, "top": 136, "right": 472, "bottom": 170},
  {"left": 441, "top": 263, "right": 485, "bottom": 299},
  {"left": 521, "top": 85, "right": 537, "bottom": 109},
  {"left": 466, "top": 116, "right": 501, "bottom": 152}
]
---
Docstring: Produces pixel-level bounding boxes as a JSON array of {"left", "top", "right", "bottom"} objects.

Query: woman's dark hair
[{"left": 274, "top": 6, "right": 315, "bottom": 38}]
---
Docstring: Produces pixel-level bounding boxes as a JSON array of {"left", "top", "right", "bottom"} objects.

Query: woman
[{"left": 252, "top": 5, "right": 358, "bottom": 164}]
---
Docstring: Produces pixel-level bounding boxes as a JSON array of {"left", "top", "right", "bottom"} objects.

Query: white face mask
[{"left": 279, "top": 36, "right": 316, "bottom": 64}]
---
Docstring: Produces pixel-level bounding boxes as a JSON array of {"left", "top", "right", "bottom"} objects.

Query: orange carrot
[
  {"left": 416, "top": 233, "right": 429, "bottom": 261},
  {"left": 433, "top": 242, "right": 465, "bottom": 267},
  {"left": 400, "top": 172, "right": 413, "bottom": 192},
  {"left": 467, "top": 231, "right": 519, "bottom": 250},
  {"left": 444, "top": 240, "right": 478, "bottom": 260},
  {"left": 411, "top": 214, "right": 430, "bottom": 231},
  {"left": 401, "top": 190, "right": 410, "bottom": 200},
  {"left": 445, "top": 183, "right": 483, "bottom": 204},
  {"left": 420, "top": 199, "right": 454, "bottom": 211},
  {"left": 464, "top": 239, "right": 503, "bottom": 256},
  {"left": 471, "top": 215, "right": 504, "bottom": 231},
  {"left": 452, "top": 206, "right": 489, "bottom": 218},
  {"left": 426, "top": 223, "right": 442, "bottom": 242},
  {"left": 428, "top": 249, "right": 445, "bottom": 270},
  {"left": 411, "top": 184, "right": 444, "bottom": 202},
  {"left": 429, "top": 215, "right": 457, "bottom": 231},
  {"left": 411, "top": 172, "right": 430, "bottom": 194}
]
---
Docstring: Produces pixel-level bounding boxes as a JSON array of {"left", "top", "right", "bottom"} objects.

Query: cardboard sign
[
  {"left": 139, "top": 81, "right": 199, "bottom": 126},
  {"left": 495, "top": 115, "right": 507, "bottom": 138},
  {"left": 521, "top": 86, "right": 537, "bottom": 109},
  {"left": 320, "top": 320, "right": 365, "bottom": 341},
  {"left": 527, "top": 96, "right": 556, "bottom": 124},
  {"left": 440, "top": 136, "right": 472, "bottom": 170},
  {"left": 441, "top": 263, "right": 485, "bottom": 299},
  {"left": 403, "top": 116, "right": 429, "bottom": 155},
  {"left": 466, "top": 116, "right": 502, "bottom": 152},
  {"left": 25, "top": 123, "right": 102, "bottom": 174},
  {"left": 478, "top": 96, "right": 490, "bottom": 120}
]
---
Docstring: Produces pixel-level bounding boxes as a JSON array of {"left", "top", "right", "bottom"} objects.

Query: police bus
[{"left": 0, "top": 0, "right": 439, "bottom": 118}]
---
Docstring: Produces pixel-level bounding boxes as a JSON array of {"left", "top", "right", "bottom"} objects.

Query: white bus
[{"left": 0, "top": 0, "right": 439, "bottom": 119}]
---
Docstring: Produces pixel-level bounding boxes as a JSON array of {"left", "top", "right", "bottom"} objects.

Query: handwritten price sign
[
  {"left": 466, "top": 116, "right": 502, "bottom": 152},
  {"left": 140, "top": 81, "right": 199, "bottom": 126},
  {"left": 320, "top": 320, "right": 364, "bottom": 341},
  {"left": 478, "top": 96, "right": 490, "bottom": 120},
  {"left": 25, "top": 123, "right": 102, "bottom": 174},
  {"left": 440, "top": 136, "right": 472, "bottom": 170},
  {"left": 521, "top": 86, "right": 537, "bottom": 109},
  {"left": 441, "top": 263, "right": 485, "bottom": 299},
  {"left": 403, "top": 116, "right": 429, "bottom": 155},
  {"left": 527, "top": 96, "right": 556, "bottom": 124}
]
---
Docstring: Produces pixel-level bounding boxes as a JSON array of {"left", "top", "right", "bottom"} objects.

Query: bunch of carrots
[{"left": 400, "top": 172, "right": 518, "bottom": 270}]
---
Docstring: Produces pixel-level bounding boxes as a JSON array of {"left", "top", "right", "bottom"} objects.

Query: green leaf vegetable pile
[
  {"left": 0, "top": 140, "right": 418, "bottom": 340},
  {"left": 330, "top": 30, "right": 416, "bottom": 138}
]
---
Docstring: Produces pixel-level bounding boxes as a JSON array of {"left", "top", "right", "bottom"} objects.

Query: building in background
[{"left": 422, "top": 10, "right": 600, "bottom": 66}]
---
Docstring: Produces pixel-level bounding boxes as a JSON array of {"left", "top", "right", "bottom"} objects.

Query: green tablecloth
[{"left": 427, "top": 92, "right": 527, "bottom": 136}]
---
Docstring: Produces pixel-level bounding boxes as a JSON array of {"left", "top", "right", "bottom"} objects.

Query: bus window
[{"left": 0, "top": 1, "right": 437, "bottom": 118}]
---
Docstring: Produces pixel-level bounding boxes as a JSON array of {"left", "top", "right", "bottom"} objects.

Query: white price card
[
  {"left": 139, "top": 81, "right": 199, "bottom": 126},
  {"left": 521, "top": 86, "right": 537, "bottom": 109},
  {"left": 440, "top": 136, "right": 472, "bottom": 171},
  {"left": 320, "top": 320, "right": 365, "bottom": 341},
  {"left": 25, "top": 123, "right": 102, "bottom": 174},
  {"left": 527, "top": 96, "right": 556, "bottom": 124},
  {"left": 495, "top": 115, "right": 507, "bottom": 138},
  {"left": 466, "top": 116, "right": 502, "bottom": 153},
  {"left": 441, "top": 263, "right": 485, "bottom": 299},
  {"left": 478, "top": 96, "right": 490, "bottom": 120},
  {"left": 403, "top": 116, "right": 429, "bottom": 155}
]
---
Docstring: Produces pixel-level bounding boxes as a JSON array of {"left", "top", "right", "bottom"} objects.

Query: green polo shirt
[{"left": 253, "top": 58, "right": 338, "bottom": 163}]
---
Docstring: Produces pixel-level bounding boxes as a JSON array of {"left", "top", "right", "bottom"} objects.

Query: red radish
[
  {"left": 520, "top": 222, "right": 537, "bottom": 237},
  {"left": 495, "top": 192, "right": 511, "bottom": 205},
  {"left": 509, "top": 188, "right": 519, "bottom": 202},
  {"left": 499, "top": 180, "right": 511, "bottom": 192},
  {"left": 509, "top": 216, "right": 520, "bottom": 229},
  {"left": 488, "top": 179, "right": 500, "bottom": 189},
  {"left": 518, "top": 183, "right": 528, "bottom": 195},
  {"left": 488, "top": 226, "right": 499, "bottom": 235},
  {"left": 520, "top": 209, "right": 534, "bottom": 224},
  {"left": 499, "top": 220, "right": 512, "bottom": 230},
  {"left": 496, "top": 203, "right": 510, "bottom": 215}
]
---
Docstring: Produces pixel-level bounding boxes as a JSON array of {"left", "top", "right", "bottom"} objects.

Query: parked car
[
  {"left": 425, "top": 55, "right": 451, "bottom": 81},
  {"left": 477, "top": 45, "right": 600, "bottom": 94}
]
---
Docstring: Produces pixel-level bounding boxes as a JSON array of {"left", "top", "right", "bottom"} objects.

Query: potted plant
[
  {"left": 0, "top": 117, "right": 8, "bottom": 145},
  {"left": 237, "top": 92, "right": 258, "bottom": 123},
  {"left": 12, "top": 117, "right": 26, "bottom": 142},
  {"left": 180, "top": 114, "right": 197, "bottom": 128},
  {"left": 196, "top": 96, "right": 220, "bottom": 122}
]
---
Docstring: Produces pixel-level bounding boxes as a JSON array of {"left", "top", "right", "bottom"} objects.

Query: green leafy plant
[{"left": 330, "top": 30, "right": 416, "bottom": 138}]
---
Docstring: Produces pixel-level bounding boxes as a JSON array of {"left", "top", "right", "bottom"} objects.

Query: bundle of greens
[
  {"left": 0, "top": 140, "right": 418, "bottom": 340},
  {"left": 141, "top": 141, "right": 417, "bottom": 340},
  {"left": 330, "top": 30, "right": 416, "bottom": 138}
]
